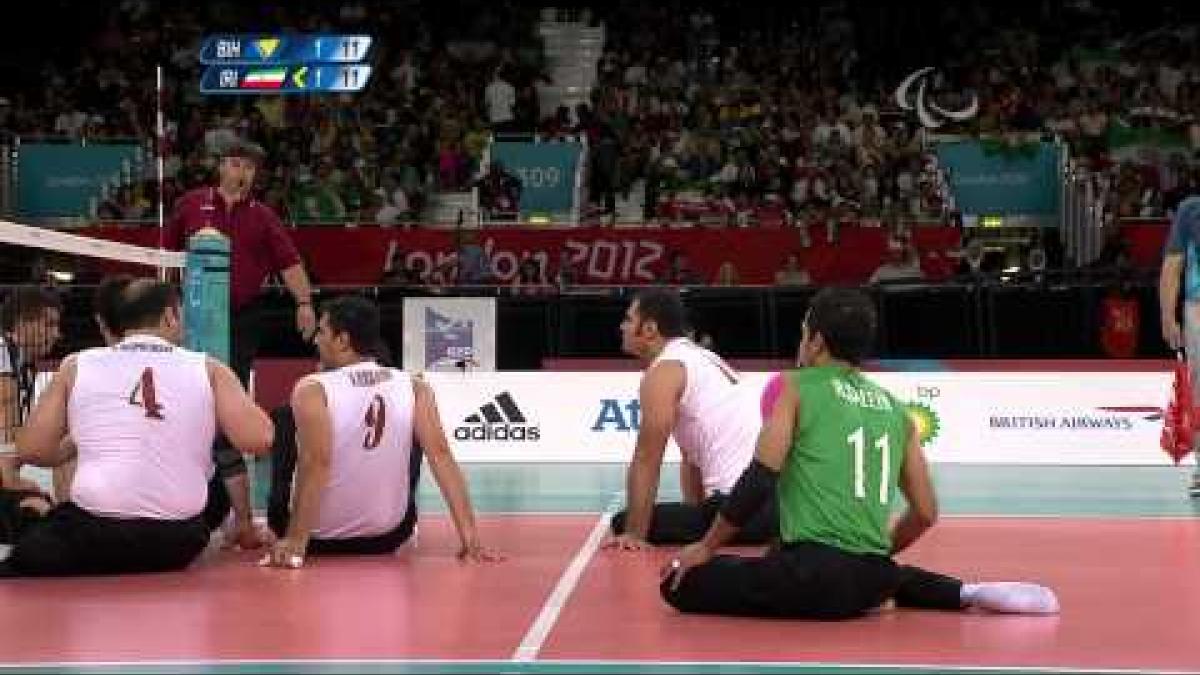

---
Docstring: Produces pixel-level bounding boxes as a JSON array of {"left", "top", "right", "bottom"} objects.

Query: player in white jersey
[
  {"left": 1, "top": 279, "right": 274, "bottom": 576},
  {"left": 44, "top": 275, "right": 249, "bottom": 541},
  {"left": 605, "top": 288, "right": 776, "bottom": 551},
  {"left": 261, "top": 295, "right": 501, "bottom": 569}
]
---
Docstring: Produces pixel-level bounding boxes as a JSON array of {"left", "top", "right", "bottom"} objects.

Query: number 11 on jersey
[{"left": 847, "top": 427, "right": 890, "bottom": 504}]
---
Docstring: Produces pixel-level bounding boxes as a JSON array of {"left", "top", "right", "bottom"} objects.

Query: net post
[{"left": 183, "top": 227, "right": 231, "bottom": 365}]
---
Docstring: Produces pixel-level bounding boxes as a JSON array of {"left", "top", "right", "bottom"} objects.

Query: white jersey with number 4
[
  {"left": 68, "top": 335, "right": 215, "bottom": 520},
  {"left": 651, "top": 338, "right": 760, "bottom": 494},
  {"left": 310, "top": 361, "right": 416, "bottom": 540}
]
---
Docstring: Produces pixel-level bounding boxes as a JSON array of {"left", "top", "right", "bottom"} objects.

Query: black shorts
[
  {"left": 293, "top": 516, "right": 416, "bottom": 555},
  {"left": 0, "top": 502, "right": 208, "bottom": 577},
  {"left": 661, "top": 540, "right": 965, "bottom": 620}
]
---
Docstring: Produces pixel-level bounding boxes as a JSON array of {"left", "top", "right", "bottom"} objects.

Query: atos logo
[{"left": 592, "top": 398, "right": 641, "bottom": 432}]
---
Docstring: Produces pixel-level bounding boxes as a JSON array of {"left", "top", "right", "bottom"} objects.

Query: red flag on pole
[{"left": 1161, "top": 351, "right": 1195, "bottom": 464}]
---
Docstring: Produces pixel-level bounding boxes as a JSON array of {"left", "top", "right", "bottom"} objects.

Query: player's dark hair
[
  {"left": 119, "top": 280, "right": 181, "bottom": 331},
  {"left": 0, "top": 286, "right": 62, "bottom": 333},
  {"left": 633, "top": 288, "right": 686, "bottom": 339},
  {"left": 805, "top": 287, "right": 877, "bottom": 365},
  {"left": 94, "top": 274, "right": 134, "bottom": 336},
  {"left": 322, "top": 294, "right": 386, "bottom": 360}
]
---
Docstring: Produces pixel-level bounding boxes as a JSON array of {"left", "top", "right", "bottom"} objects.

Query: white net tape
[{"left": 0, "top": 220, "right": 184, "bottom": 269}]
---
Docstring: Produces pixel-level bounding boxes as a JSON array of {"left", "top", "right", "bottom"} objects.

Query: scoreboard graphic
[{"left": 199, "top": 34, "right": 372, "bottom": 94}]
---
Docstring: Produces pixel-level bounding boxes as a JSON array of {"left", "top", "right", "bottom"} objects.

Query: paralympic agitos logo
[{"left": 893, "top": 67, "right": 978, "bottom": 129}]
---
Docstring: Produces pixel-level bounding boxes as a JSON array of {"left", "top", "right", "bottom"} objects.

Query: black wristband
[{"left": 719, "top": 458, "right": 778, "bottom": 527}]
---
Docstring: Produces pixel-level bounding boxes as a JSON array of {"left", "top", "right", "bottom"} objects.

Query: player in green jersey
[{"left": 660, "top": 287, "right": 1058, "bottom": 619}]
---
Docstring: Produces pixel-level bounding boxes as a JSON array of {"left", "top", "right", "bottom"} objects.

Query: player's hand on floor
[
  {"left": 457, "top": 541, "right": 505, "bottom": 563},
  {"left": 662, "top": 541, "right": 714, "bottom": 592},
  {"left": 259, "top": 538, "right": 306, "bottom": 569},
  {"left": 228, "top": 520, "right": 272, "bottom": 551},
  {"left": 603, "top": 533, "right": 651, "bottom": 551}
]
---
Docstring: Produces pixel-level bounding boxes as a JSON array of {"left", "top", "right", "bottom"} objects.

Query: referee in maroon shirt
[{"left": 164, "top": 137, "right": 317, "bottom": 550}]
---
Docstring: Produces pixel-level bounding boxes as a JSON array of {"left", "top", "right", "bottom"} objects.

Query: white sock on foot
[{"left": 962, "top": 582, "right": 1060, "bottom": 614}]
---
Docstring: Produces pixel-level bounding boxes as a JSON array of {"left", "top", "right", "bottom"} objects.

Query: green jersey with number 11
[{"left": 780, "top": 366, "right": 910, "bottom": 555}]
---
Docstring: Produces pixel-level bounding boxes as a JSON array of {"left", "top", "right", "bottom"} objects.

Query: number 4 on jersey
[{"left": 128, "top": 367, "right": 165, "bottom": 420}]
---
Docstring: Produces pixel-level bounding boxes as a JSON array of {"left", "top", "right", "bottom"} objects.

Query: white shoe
[{"left": 967, "top": 582, "right": 1060, "bottom": 614}]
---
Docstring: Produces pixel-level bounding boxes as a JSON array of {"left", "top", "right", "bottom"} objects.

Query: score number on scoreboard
[{"left": 199, "top": 34, "right": 372, "bottom": 94}]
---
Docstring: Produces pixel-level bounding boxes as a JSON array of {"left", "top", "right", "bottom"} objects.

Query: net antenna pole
[{"left": 156, "top": 64, "right": 167, "bottom": 280}]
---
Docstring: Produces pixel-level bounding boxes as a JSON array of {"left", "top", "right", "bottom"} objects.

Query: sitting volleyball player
[
  {"left": 606, "top": 288, "right": 775, "bottom": 550},
  {"left": 261, "top": 295, "right": 502, "bottom": 568},
  {"left": 50, "top": 274, "right": 251, "bottom": 544},
  {"left": 661, "top": 288, "right": 1059, "bottom": 618},
  {"left": 4, "top": 280, "right": 274, "bottom": 576}
]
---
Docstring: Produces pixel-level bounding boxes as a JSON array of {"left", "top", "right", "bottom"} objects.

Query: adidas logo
[{"left": 454, "top": 392, "right": 541, "bottom": 442}]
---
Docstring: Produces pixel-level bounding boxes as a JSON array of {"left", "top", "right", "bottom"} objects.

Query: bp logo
[{"left": 904, "top": 401, "right": 941, "bottom": 444}]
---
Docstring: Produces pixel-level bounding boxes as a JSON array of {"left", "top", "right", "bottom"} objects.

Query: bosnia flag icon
[{"left": 254, "top": 38, "right": 280, "bottom": 60}]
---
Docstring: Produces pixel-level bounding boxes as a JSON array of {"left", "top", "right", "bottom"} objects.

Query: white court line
[{"left": 511, "top": 495, "right": 620, "bottom": 662}]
